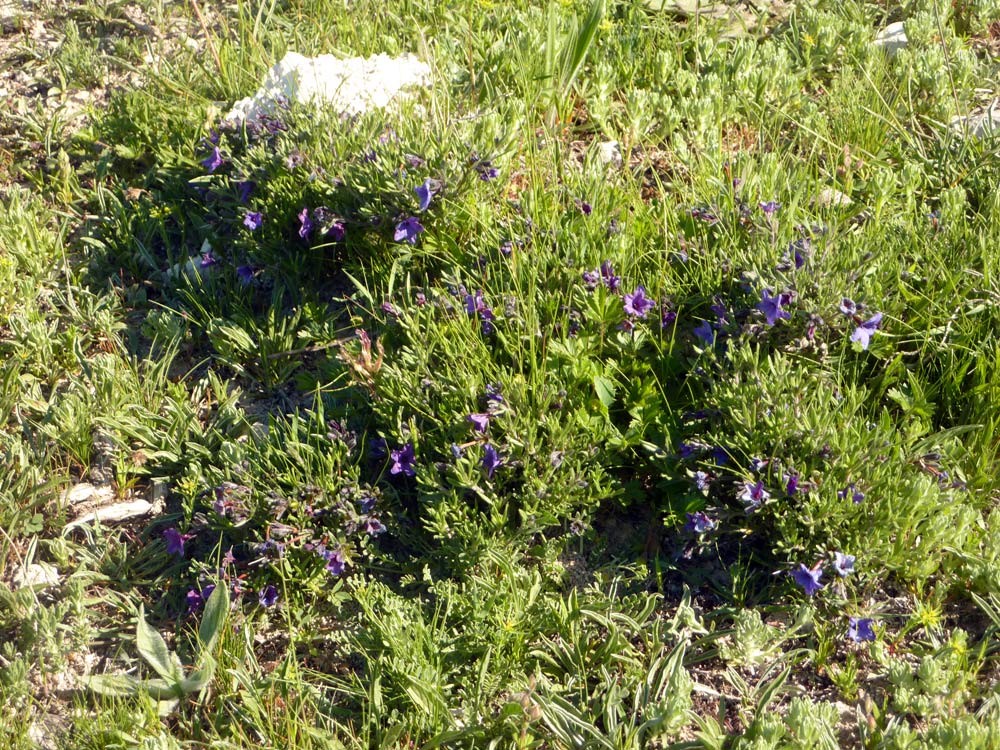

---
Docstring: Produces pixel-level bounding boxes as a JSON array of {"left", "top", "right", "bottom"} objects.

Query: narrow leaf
[{"left": 199, "top": 581, "right": 229, "bottom": 655}]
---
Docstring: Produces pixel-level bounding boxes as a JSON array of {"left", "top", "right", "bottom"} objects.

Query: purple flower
[
  {"left": 364, "top": 517, "right": 387, "bottom": 536},
  {"left": 851, "top": 312, "right": 883, "bottom": 350},
  {"left": 624, "top": 286, "right": 656, "bottom": 318},
  {"left": 485, "top": 384, "right": 504, "bottom": 404},
  {"left": 450, "top": 443, "right": 463, "bottom": 458},
  {"left": 464, "top": 290, "right": 496, "bottom": 334},
  {"left": 415, "top": 178, "right": 435, "bottom": 212},
  {"left": 739, "top": 480, "right": 770, "bottom": 510},
  {"left": 394, "top": 216, "right": 424, "bottom": 244},
  {"left": 381, "top": 301, "right": 401, "bottom": 318},
  {"left": 838, "top": 483, "right": 865, "bottom": 504},
  {"left": 481, "top": 443, "right": 502, "bottom": 478},
  {"left": 199, "top": 250, "right": 219, "bottom": 268},
  {"left": 577, "top": 200, "right": 592, "bottom": 215},
  {"left": 785, "top": 473, "right": 799, "bottom": 496},
  {"left": 468, "top": 413, "right": 490, "bottom": 433},
  {"left": 359, "top": 494, "right": 377, "bottom": 514},
  {"left": 236, "top": 265, "right": 255, "bottom": 285},
  {"left": 163, "top": 528, "right": 192, "bottom": 557},
  {"left": 757, "top": 289, "right": 791, "bottom": 326},
  {"left": 711, "top": 447, "right": 730, "bottom": 466},
  {"left": 660, "top": 303, "right": 677, "bottom": 329},
  {"left": 685, "top": 511, "right": 716, "bottom": 533},
  {"left": 389, "top": 442, "right": 416, "bottom": 477},
  {"left": 677, "top": 443, "right": 701, "bottom": 460},
  {"left": 324, "top": 548, "right": 346, "bottom": 576},
  {"left": 759, "top": 201, "right": 780, "bottom": 216},
  {"left": 202, "top": 146, "right": 224, "bottom": 172},
  {"left": 236, "top": 180, "right": 255, "bottom": 203},
  {"left": 848, "top": 617, "right": 876, "bottom": 643},
  {"left": 710, "top": 302, "right": 729, "bottom": 326},
  {"left": 582, "top": 269, "right": 600, "bottom": 289},
  {"left": 326, "top": 220, "right": 346, "bottom": 242},
  {"left": 298, "top": 207, "right": 313, "bottom": 239},
  {"left": 258, "top": 584, "right": 279, "bottom": 607},
  {"left": 243, "top": 211, "right": 263, "bottom": 231},
  {"left": 186, "top": 586, "right": 212, "bottom": 614},
  {"left": 839, "top": 298, "right": 857, "bottom": 316},
  {"left": 600, "top": 261, "right": 621, "bottom": 292},
  {"left": 693, "top": 471, "right": 711, "bottom": 491},
  {"left": 833, "top": 551, "right": 856, "bottom": 577},
  {"left": 792, "top": 564, "right": 824, "bottom": 596},
  {"left": 474, "top": 158, "right": 499, "bottom": 180},
  {"left": 693, "top": 320, "right": 715, "bottom": 346}
]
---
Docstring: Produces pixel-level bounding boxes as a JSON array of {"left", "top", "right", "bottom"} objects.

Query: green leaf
[
  {"left": 136, "top": 605, "right": 182, "bottom": 682},
  {"left": 594, "top": 375, "right": 617, "bottom": 408},
  {"left": 198, "top": 581, "right": 229, "bottom": 655},
  {"left": 181, "top": 654, "right": 217, "bottom": 695},
  {"left": 86, "top": 673, "right": 141, "bottom": 697}
]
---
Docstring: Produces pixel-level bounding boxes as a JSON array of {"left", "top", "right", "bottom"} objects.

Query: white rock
[
  {"left": 950, "top": 102, "right": 1000, "bottom": 139},
  {"left": 814, "top": 188, "right": 853, "bottom": 208},
  {"left": 12, "top": 562, "right": 60, "bottom": 590},
  {"left": 61, "top": 482, "right": 114, "bottom": 505},
  {"left": 224, "top": 52, "right": 432, "bottom": 126},
  {"left": 71, "top": 499, "right": 154, "bottom": 527},
  {"left": 597, "top": 140, "right": 623, "bottom": 168},
  {"left": 874, "top": 22, "right": 908, "bottom": 57}
]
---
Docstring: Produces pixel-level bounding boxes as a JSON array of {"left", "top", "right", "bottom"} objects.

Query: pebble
[
  {"left": 950, "top": 103, "right": 1000, "bottom": 139},
  {"left": 874, "top": 22, "right": 907, "bottom": 57}
]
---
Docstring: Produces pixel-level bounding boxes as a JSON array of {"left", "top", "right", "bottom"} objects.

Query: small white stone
[
  {"left": 12, "top": 562, "right": 60, "bottom": 590},
  {"left": 814, "top": 188, "right": 853, "bottom": 208},
  {"left": 874, "top": 22, "right": 908, "bottom": 57},
  {"left": 71, "top": 499, "right": 154, "bottom": 527},
  {"left": 597, "top": 140, "right": 623, "bottom": 168},
  {"left": 61, "top": 482, "right": 114, "bottom": 505},
  {"left": 225, "top": 52, "right": 432, "bottom": 126},
  {"left": 950, "top": 102, "right": 1000, "bottom": 139}
]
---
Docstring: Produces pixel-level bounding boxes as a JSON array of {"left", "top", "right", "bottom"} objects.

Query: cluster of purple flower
[
  {"left": 792, "top": 550, "right": 855, "bottom": 597},
  {"left": 464, "top": 289, "right": 496, "bottom": 335}
]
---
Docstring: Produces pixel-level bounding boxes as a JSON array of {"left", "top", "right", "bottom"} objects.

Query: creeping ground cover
[{"left": 9, "top": 0, "right": 1000, "bottom": 746}]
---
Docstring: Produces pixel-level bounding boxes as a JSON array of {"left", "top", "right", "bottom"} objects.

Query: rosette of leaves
[{"left": 87, "top": 584, "right": 228, "bottom": 715}]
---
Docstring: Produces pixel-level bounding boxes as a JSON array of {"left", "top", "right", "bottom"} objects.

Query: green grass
[{"left": 5, "top": 0, "right": 1000, "bottom": 747}]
